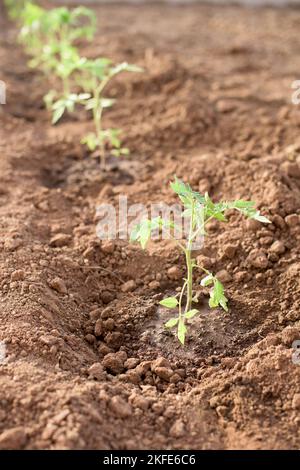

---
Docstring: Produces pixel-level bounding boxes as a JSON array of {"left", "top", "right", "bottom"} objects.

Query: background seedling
[
  {"left": 71, "top": 59, "right": 142, "bottom": 166},
  {"left": 4, "top": 0, "right": 28, "bottom": 19},
  {"left": 18, "top": 3, "right": 96, "bottom": 120},
  {"left": 131, "top": 177, "right": 270, "bottom": 345}
]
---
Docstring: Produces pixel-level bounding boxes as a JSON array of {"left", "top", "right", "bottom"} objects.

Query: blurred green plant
[
  {"left": 4, "top": 0, "right": 28, "bottom": 19},
  {"left": 53, "top": 58, "right": 142, "bottom": 166}
]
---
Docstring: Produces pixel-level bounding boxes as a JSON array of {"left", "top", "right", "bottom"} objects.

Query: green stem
[
  {"left": 93, "top": 88, "right": 105, "bottom": 166},
  {"left": 62, "top": 76, "right": 70, "bottom": 96},
  {"left": 178, "top": 280, "right": 187, "bottom": 321},
  {"left": 184, "top": 201, "right": 195, "bottom": 315},
  {"left": 185, "top": 248, "right": 193, "bottom": 314}
]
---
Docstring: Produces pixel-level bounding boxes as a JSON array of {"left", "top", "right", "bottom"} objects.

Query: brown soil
[{"left": 1, "top": 1, "right": 300, "bottom": 450}]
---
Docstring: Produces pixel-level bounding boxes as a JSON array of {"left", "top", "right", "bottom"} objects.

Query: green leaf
[
  {"left": 52, "top": 105, "right": 65, "bottom": 124},
  {"left": 177, "top": 320, "right": 187, "bottom": 345},
  {"left": 185, "top": 309, "right": 199, "bottom": 319},
  {"left": 201, "top": 273, "right": 214, "bottom": 287},
  {"left": 130, "top": 217, "right": 168, "bottom": 249},
  {"left": 100, "top": 98, "right": 115, "bottom": 108},
  {"left": 165, "top": 318, "right": 179, "bottom": 328},
  {"left": 159, "top": 297, "right": 178, "bottom": 308},
  {"left": 208, "top": 278, "right": 229, "bottom": 312},
  {"left": 253, "top": 213, "right": 271, "bottom": 223}
]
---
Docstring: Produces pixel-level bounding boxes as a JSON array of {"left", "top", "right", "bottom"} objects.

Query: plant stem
[
  {"left": 178, "top": 280, "right": 187, "bottom": 321},
  {"left": 62, "top": 76, "right": 70, "bottom": 96},
  {"left": 94, "top": 88, "right": 105, "bottom": 166},
  {"left": 185, "top": 248, "right": 193, "bottom": 314},
  {"left": 184, "top": 201, "right": 195, "bottom": 315}
]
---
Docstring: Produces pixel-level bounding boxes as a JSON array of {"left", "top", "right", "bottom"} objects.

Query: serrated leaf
[
  {"left": 159, "top": 297, "right": 178, "bottom": 309},
  {"left": 185, "top": 309, "right": 199, "bottom": 319},
  {"left": 165, "top": 318, "right": 179, "bottom": 328},
  {"left": 209, "top": 278, "right": 229, "bottom": 312}
]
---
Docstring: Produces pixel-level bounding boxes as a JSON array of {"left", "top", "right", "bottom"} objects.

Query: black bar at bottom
[{"left": 0, "top": 450, "right": 299, "bottom": 467}]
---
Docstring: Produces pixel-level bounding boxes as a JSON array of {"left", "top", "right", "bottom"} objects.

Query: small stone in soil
[{"left": 109, "top": 396, "right": 132, "bottom": 418}]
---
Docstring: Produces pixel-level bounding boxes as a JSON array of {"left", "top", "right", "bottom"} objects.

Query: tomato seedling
[
  {"left": 68, "top": 58, "right": 142, "bottom": 166},
  {"left": 131, "top": 177, "right": 270, "bottom": 345},
  {"left": 19, "top": 3, "right": 96, "bottom": 119},
  {"left": 4, "top": 0, "right": 28, "bottom": 19}
]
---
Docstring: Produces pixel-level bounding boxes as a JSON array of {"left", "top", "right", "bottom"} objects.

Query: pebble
[
  {"left": 100, "top": 291, "right": 114, "bottom": 304},
  {"left": 196, "top": 255, "right": 215, "bottom": 269},
  {"left": 49, "top": 277, "right": 67, "bottom": 294},
  {"left": 11, "top": 270, "right": 25, "bottom": 281},
  {"left": 292, "top": 393, "right": 300, "bottom": 410},
  {"left": 88, "top": 363, "right": 105, "bottom": 381},
  {"left": 124, "top": 370, "right": 141, "bottom": 384},
  {"left": 109, "top": 396, "right": 132, "bottom": 418},
  {"left": 4, "top": 238, "right": 22, "bottom": 251},
  {"left": 89, "top": 308, "right": 102, "bottom": 321},
  {"left": 85, "top": 334, "right": 96, "bottom": 344},
  {"left": 247, "top": 249, "right": 268, "bottom": 269},
  {"left": 49, "top": 233, "right": 71, "bottom": 247},
  {"left": 272, "top": 215, "right": 285, "bottom": 229},
  {"left": 281, "top": 327, "right": 300, "bottom": 346},
  {"left": 149, "top": 280, "right": 160, "bottom": 290},
  {"left": 269, "top": 240, "right": 285, "bottom": 255},
  {"left": 170, "top": 373, "right": 181, "bottom": 384},
  {"left": 209, "top": 396, "right": 221, "bottom": 408},
  {"left": 215, "top": 269, "right": 232, "bottom": 283},
  {"left": 121, "top": 280, "right": 136, "bottom": 293},
  {"left": 154, "top": 367, "right": 173, "bottom": 382},
  {"left": 169, "top": 419, "right": 185, "bottom": 438},
  {"left": 285, "top": 214, "right": 300, "bottom": 227},
  {"left": 0, "top": 427, "right": 27, "bottom": 450},
  {"left": 94, "top": 319, "right": 104, "bottom": 337},
  {"left": 234, "top": 271, "right": 248, "bottom": 282},
  {"left": 101, "top": 240, "right": 115, "bottom": 254},
  {"left": 40, "top": 335, "right": 59, "bottom": 346},
  {"left": 245, "top": 219, "right": 261, "bottom": 232},
  {"left": 222, "top": 244, "right": 237, "bottom": 259},
  {"left": 103, "top": 318, "right": 115, "bottom": 331},
  {"left": 98, "top": 342, "right": 112, "bottom": 356},
  {"left": 151, "top": 357, "right": 172, "bottom": 370},
  {"left": 130, "top": 394, "right": 150, "bottom": 411},
  {"left": 124, "top": 358, "right": 139, "bottom": 369},
  {"left": 102, "top": 352, "right": 125, "bottom": 374},
  {"left": 281, "top": 161, "right": 300, "bottom": 179},
  {"left": 135, "top": 361, "right": 152, "bottom": 376},
  {"left": 167, "top": 266, "right": 182, "bottom": 280},
  {"left": 104, "top": 331, "right": 123, "bottom": 348}
]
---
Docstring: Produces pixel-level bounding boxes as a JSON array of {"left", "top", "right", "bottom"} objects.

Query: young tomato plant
[
  {"left": 69, "top": 59, "right": 142, "bottom": 166},
  {"left": 20, "top": 4, "right": 96, "bottom": 60},
  {"left": 131, "top": 177, "right": 270, "bottom": 345},
  {"left": 18, "top": 2, "right": 47, "bottom": 57},
  {"left": 19, "top": 3, "right": 96, "bottom": 118},
  {"left": 4, "top": 0, "right": 28, "bottom": 19}
]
